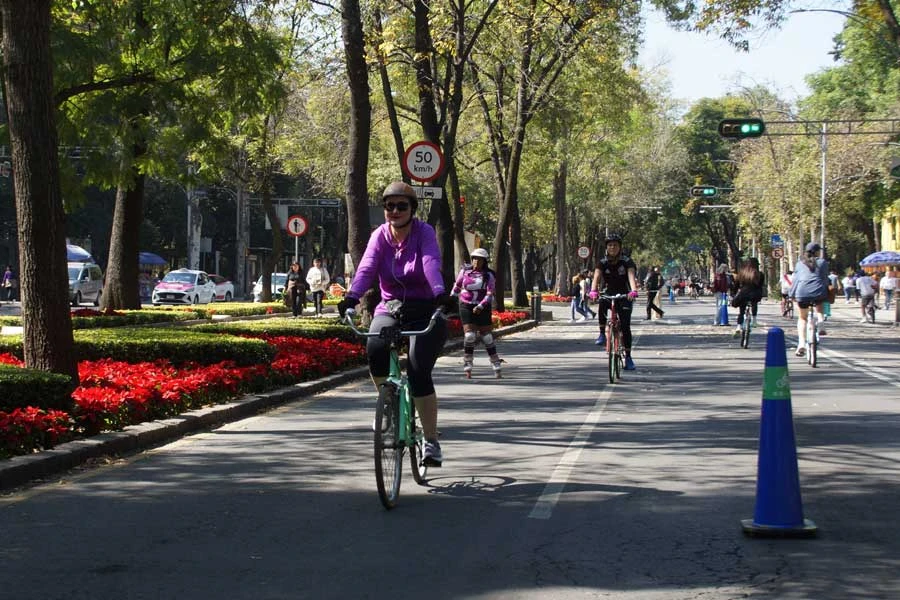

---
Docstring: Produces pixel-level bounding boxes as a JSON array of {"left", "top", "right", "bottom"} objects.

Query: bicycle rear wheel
[
  {"left": 741, "top": 322, "right": 750, "bottom": 349},
  {"left": 409, "top": 399, "right": 428, "bottom": 485},
  {"left": 807, "top": 322, "right": 817, "bottom": 368},
  {"left": 375, "top": 383, "right": 403, "bottom": 509}
]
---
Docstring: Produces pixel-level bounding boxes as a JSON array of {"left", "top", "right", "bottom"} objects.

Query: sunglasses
[{"left": 383, "top": 202, "right": 410, "bottom": 212}]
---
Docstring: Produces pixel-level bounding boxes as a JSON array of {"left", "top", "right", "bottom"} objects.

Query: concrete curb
[{"left": 0, "top": 319, "right": 538, "bottom": 491}]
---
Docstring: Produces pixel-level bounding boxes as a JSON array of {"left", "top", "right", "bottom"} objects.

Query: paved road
[{"left": 1, "top": 298, "right": 898, "bottom": 599}]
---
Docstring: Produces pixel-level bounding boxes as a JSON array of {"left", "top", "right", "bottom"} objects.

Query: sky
[{"left": 639, "top": 5, "right": 850, "bottom": 105}]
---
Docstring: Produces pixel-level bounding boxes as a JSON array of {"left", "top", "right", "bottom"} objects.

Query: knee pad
[
  {"left": 464, "top": 331, "right": 477, "bottom": 344},
  {"left": 481, "top": 332, "right": 494, "bottom": 346}
]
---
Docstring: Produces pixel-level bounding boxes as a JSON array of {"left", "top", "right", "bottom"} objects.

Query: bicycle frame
[
  {"left": 344, "top": 308, "right": 443, "bottom": 445},
  {"left": 344, "top": 307, "right": 444, "bottom": 509},
  {"left": 600, "top": 293, "right": 628, "bottom": 382}
]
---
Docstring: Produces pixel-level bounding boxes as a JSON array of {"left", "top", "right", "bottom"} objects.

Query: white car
[
  {"left": 252, "top": 273, "right": 288, "bottom": 302},
  {"left": 152, "top": 269, "right": 217, "bottom": 305},
  {"left": 209, "top": 274, "right": 235, "bottom": 302}
]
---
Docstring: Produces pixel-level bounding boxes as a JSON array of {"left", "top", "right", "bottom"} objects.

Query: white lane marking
[
  {"left": 528, "top": 386, "right": 613, "bottom": 519},
  {"left": 785, "top": 336, "right": 900, "bottom": 389}
]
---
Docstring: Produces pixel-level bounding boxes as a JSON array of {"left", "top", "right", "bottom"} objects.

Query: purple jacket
[
  {"left": 451, "top": 266, "right": 495, "bottom": 308},
  {"left": 348, "top": 219, "right": 446, "bottom": 316}
]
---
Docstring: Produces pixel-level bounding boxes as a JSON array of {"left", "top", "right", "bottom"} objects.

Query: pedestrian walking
[
  {"left": 842, "top": 273, "right": 855, "bottom": 303},
  {"left": 2, "top": 265, "right": 17, "bottom": 303},
  {"left": 286, "top": 262, "right": 307, "bottom": 317},
  {"left": 568, "top": 274, "right": 590, "bottom": 323},
  {"left": 644, "top": 266, "right": 665, "bottom": 320},
  {"left": 305, "top": 257, "right": 330, "bottom": 317},
  {"left": 879, "top": 270, "right": 896, "bottom": 310},
  {"left": 579, "top": 271, "right": 596, "bottom": 320}
]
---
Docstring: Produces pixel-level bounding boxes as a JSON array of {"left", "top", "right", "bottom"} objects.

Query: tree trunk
[
  {"left": 553, "top": 159, "right": 569, "bottom": 296},
  {"left": 1, "top": 0, "right": 77, "bottom": 384},
  {"left": 102, "top": 141, "right": 145, "bottom": 311},
  {"left": 342, "top": 0, "right": 371, "bottom": 271}
]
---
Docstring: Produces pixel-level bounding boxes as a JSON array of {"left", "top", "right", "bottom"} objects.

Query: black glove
[
  {"left": 434, "top": 292, "right": 457, "bottom": 314},
  {"left": 337, "top": 296, "right": 359, "bottom": 318}
]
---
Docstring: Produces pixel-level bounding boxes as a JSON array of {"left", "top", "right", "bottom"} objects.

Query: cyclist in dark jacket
[{"left": 732, "top": 257, "right": 766, "bottom": 337}]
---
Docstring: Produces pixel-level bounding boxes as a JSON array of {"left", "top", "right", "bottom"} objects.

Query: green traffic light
[{"left": 703, "top": 187, "right": 716, "bottom": 195}]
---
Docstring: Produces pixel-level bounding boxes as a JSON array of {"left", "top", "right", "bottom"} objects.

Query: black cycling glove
[{"left": 337, "top": 296, "right": 359, "bottom": 318}]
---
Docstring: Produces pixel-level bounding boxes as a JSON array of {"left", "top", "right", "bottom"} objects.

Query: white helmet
[{"left": 470, "top": 248, "right": 489, "bottom": 261}]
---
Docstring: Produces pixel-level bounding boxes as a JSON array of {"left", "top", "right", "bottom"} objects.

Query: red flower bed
[{"left": 0, "top": 310, "right": 530, "bottom": 458}]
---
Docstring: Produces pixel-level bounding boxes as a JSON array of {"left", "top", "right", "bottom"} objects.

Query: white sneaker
[
  {"left": 575, "top": 316, "right": 587, "bottom": 323},
  {"left": 817, "top": 323, "right": 827, "bottom": 336}
]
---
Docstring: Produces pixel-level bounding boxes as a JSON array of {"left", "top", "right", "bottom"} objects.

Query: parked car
[
  {"left": 252, "top": 273, "right": 288, "bottom": 302},
  {"left": 68, "top": 262, "right": 104, "bottom": 306},
  {"left": 209, "top": 274, "right": 235, "bottom": 302},
  {"left": 152, "top": 269, "right": 216, "bottom": 305}
]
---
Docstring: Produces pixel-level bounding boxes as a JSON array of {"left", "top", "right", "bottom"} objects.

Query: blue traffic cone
[
  {"left": 741, "top": 328, "right": 817, "bottom": 538},
  {"left": 715, "top": 293, "right": 729, "bottom": 326}
]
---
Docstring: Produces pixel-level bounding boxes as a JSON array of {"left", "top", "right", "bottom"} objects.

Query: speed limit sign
[
  {"left": 577, "top": 246, "right": 591, "bottom": 259},
  {"left": 402, "top": 141, "right": 444, "bottom": 183},
  {"left": 771, "top": 247, "right": 784, "bottom": 259}
]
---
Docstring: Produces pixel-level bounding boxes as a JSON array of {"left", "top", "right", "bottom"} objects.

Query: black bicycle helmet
[
  {"left": 805, "top": 242, "right": 821, "bottom": 254},
  {"left": 381, "top": 181, "right": 418, "bottom": 213},
  {"left": 605, "top": 233, "right": 623, "bottom": 246}
]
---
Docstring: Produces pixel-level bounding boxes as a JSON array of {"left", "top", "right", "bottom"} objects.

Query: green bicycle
[{"left": 344, "top": 307, "right": 444, "bottom": 509}]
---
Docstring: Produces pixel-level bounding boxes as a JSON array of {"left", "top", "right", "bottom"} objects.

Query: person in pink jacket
[
  {"left": 338, "top": 182, "right": 454, "bottom": 467},
  {"left": 451, "top": 247, "right": 503, "bottom": 378}
]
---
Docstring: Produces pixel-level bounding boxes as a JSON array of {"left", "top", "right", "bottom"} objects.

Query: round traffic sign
[
  {"left": 771, "top": 247, "right": 784, "bottom": 259},
  {"left": 402, "top": 141, "right": 444, "bottom": 183},
  {"left": 577, "top": 246, "right": 591, "bottom": 259},
  {"left": 286, "top": 214, "right": 308, "bottom": 237}
]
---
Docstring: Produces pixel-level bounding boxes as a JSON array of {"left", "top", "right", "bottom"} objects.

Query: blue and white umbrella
[
  {"left": 859, "top": 250, "right": 900, "bottom": 267},
  {"left": 66, "top": 244, "right": 93, "bottom": 262}
]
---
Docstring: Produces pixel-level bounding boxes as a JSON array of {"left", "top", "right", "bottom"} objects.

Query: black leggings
[
  {"left": 597, "top": 297, "right": 634, "bottom": 351},
  {"left": 735, "top": 299, "right": 758, "bottom": 324},
  {"left": 367, "top": 304, "right": 447, "bottom": 397}
]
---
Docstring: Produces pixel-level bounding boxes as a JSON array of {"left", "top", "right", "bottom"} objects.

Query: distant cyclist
[
  {"left": 788, "top": 242, "right": 829, "bottom": 357},
  {"left": 589, "top": 234, "right": 639, "bottom": 370},
  {"left": 731, "top": 257, "right": 766, "bottom": 336}
]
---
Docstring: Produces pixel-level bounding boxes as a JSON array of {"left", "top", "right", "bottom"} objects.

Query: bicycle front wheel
[
  {"left": 375, "top": 383, "right": 403, "bottom": 509},
  {"left": 607, "top": 326, "right": 616, "bottom": 383},
  {"left": 741, "top": 322, "right": 750, "bottom": 349},
  {"left": 409, "top": 399, "right": 428, "bottom": 485}
]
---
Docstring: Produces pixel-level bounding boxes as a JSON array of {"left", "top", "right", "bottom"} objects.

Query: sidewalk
[{"left": 0, "top": 316, "right": 538, "bottom": 491}]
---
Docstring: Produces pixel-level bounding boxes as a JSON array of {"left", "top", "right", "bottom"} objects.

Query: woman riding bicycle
[
  {"left": 451, "top": 247, "right": 503, "bottom": 378},
  {"left": 337, "top": 181, "right": 455, "bottom": 467},
  {"left": 731, "top": 257, "right": 766, "bottom": 337},
  {"left": 589, "top": 233, "right": 639, "bottom": 370},
  {"left": 788, "top": 242, "right": 830, "bottom": 357}
]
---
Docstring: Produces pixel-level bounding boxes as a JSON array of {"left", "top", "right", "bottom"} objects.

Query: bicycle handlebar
[
  {"left": 343, "top": 307, "right": 446, "bottom": 338},
  {"left": 599, "top": 293, "right": 630, "bottom": 301}
]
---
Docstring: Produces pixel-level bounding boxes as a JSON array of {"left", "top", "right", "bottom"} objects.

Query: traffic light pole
[{"left": 724, "top": 117, "right": 900, "bottom": 258}]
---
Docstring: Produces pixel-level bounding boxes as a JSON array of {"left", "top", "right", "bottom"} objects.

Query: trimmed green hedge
[
  {"left": 0, "top": 364, "right": 73, "bottom": 412},
  {"left": 0, "top": 328, "right": 276, "bottom": 366},
  {"left": 192, "top": 315, "right": 359, "bottom": 343}
]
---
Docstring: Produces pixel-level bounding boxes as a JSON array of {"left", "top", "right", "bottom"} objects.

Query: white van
[{"left": 68, "top": 262, "right": 104, "bottom": 306}]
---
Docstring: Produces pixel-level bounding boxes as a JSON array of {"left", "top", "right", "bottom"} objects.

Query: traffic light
[
  {"left": 690, "top": 185, "right": 718, "bottom": 198},
  {"left": 718, "top": 118, "right": 765, "bottom": 138}
]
